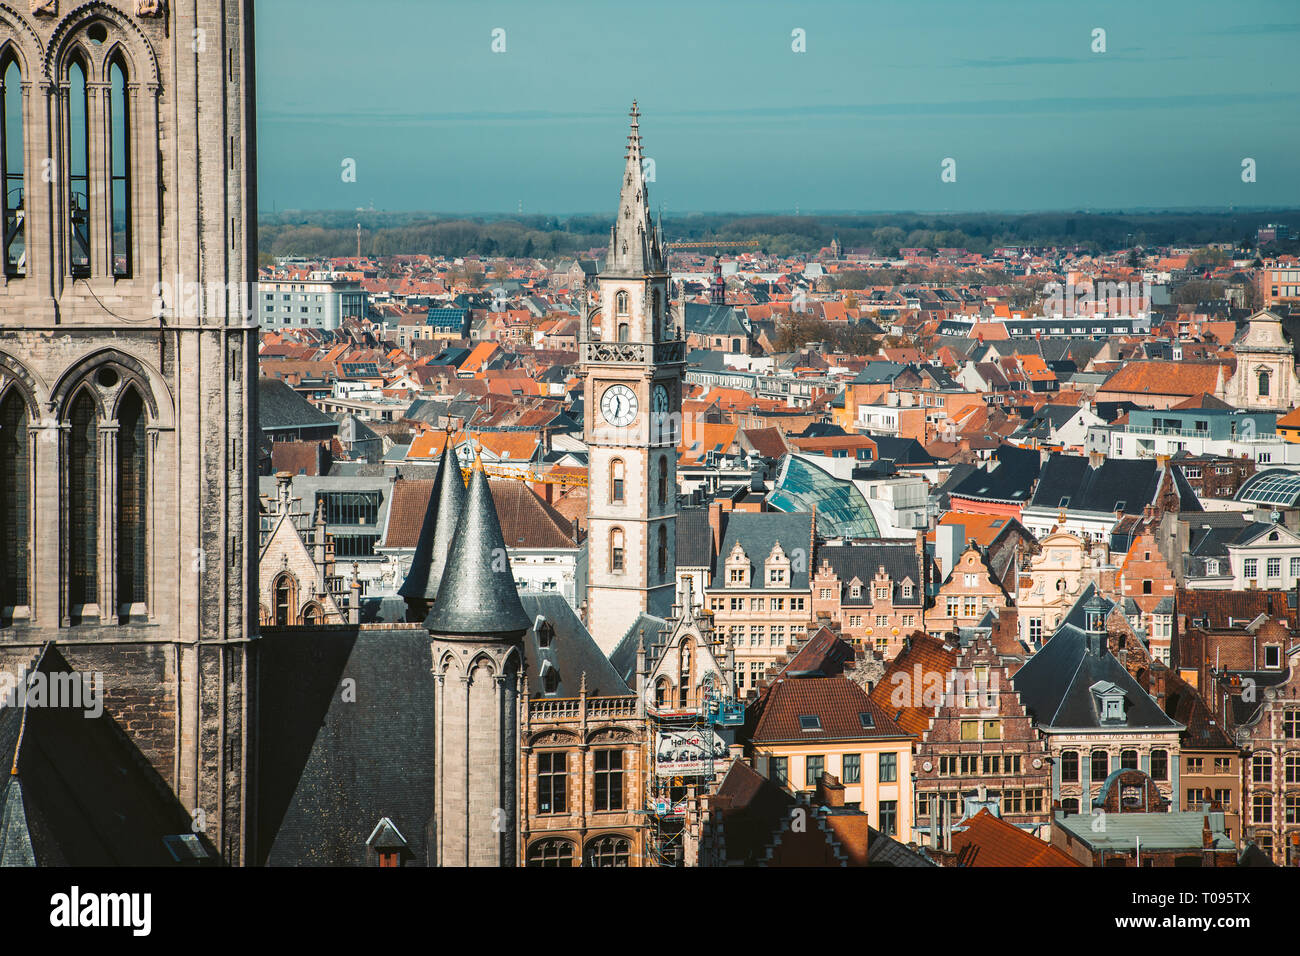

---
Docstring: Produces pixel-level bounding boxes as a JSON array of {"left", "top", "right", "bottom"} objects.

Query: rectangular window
[
  {"left": 843, "top": 754, "right": 861, "bottom": 784},
  {"left": 1244, "top": 558, "right": 1258, "bottom": 578},
  {"left": 771, "top": 756, "right": 789, "bottom": 786},
  {"left": 878, "top": 800, "right": 897, "bottom": 837},
  {"left": 805, "top": 755, "right": 825, "bottom": 788},
  {"left": 1150, "top": 749, "right": 1168, "bottom": 781},
  {"left": 593, "top": 749, "right": 624, "bottom": 811},
  {"left": 1186, "top": 756, "right": 1203, "bottom": 774},
  {"left": 537, "top": 752, "right": 567, "bottom": 814},
  {"left": 1268, "top": 557, "right": 1281, "bottom": 578},
  {"left": 879, "top": 752, "right": 898, "bottom": 783},
  {"left": 1253, "top": 794, "right": 1272, "bottom": 824},
  {"left": 982, "top": 720, "right": 1001, "bottom": 741},
  {"left": 1091, "top": 751, "right": 1109, "bottom": 782},
  {"left": 316, "top": 491, "right": 381, "bottom": 526},
  {"left": 1285, "top": 711, "right": 1300, "bottom": 738},
  {"left": 960, "top": 720, "right": 978, "bottom": 741}
]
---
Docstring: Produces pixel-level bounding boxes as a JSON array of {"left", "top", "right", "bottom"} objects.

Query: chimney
[
  {"left": 817, "top": 772, "right": 846, "bottom": 809},
  {"left": 1202, "top": 815, "right": 1213, "bottom": 849},
  {"left": 1088, "top": 450, "right": 1105, "bottom": 469}
]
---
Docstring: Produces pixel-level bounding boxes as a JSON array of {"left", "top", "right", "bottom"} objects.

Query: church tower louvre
[
  {"left": 581, "top": 102, "right": 684, "bottom": 653},
  {"left": 428, "top": 456, "right": 531, "bottom": 867},
  {"left": 0, "top": 2, "right": 257, "bottom": 863}
]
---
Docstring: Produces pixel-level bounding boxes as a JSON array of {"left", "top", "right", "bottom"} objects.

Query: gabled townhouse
[
  {"left": 808, "top": 538, "right": 928, "bottom": 657},
  {"left": 1016, "top": 531, "right": 1116, "bottom": 649},
  {"left": 912, "top": 634, "right": 1053, "bottom": 842}
]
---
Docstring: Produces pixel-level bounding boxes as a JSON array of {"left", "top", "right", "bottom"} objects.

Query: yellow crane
[
  {"left": 460, "top": 465, "right": 588, "bottom": 488},
  {"left": 664, "top": 239, "right": 761, "bottom": 251}
]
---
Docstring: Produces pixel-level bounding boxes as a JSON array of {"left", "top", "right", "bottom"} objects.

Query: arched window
[
  {"left": 652, "top": 288, "right": 661, "bottom": 323},
  {"left": 615, "top": 291, "right": 629, "bottom": 316},
  {"left": 0, "top": 388, "right": 29, "bottom": 610},
  {"left": 584, "top": 836, "right": 630, "bottom": 867},
  {"left": 67, "top": 55, "right": 90, "bottom": 278},
  {"left": 1120, "top": 749, "right": 1138, "bottom": 771},
  {"left": 610, "top": 528, "right": 624, "bottom": 572},
  {"left": 654, "top": 677, "right": 669, "bottom": 708},
  {"left": 657, "top": 456, "right": 668, "bottom": 507},
  {"left": 657, "top": 524, "right": 668, "bottom": 578},
  {"left": 679, "top": 638, "right": 691, "bottom": 707},
  {"left": 301, "top": 603, "right": 322, "bottom": 627},
  {"left": 117, "top": 387, "right": 147, "bottom": 613},
  {"left": 527, "top": 839, "right": 574, "bottom": 867},
  {"left": 273, "top": 573, "right": 294, "bottom": 626},
  {"left": 1, "top": 53, "right": 25, "bottom": 277},
  {"left": 68, "top": 390, "right": 98, "bottom": 609},
  {"left": 108, "top": 55, "right": 130, "bottom": 278},
  {"left": 610, "top": 458, "right": 624, "bottom": 503},
  {"left": 1259, "top": 370, "right": 1271, "bottom": 397}
]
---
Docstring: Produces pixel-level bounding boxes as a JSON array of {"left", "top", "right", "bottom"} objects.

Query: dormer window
[
  {"left": 1265, "top": 645, "right": 1282, "bottom": 669},
  {"left": 537, "top": 619, "right": 555, "bottom": 649},
  {"left": 1092, "top": 680, "right": 1127, "bottom": 722}
]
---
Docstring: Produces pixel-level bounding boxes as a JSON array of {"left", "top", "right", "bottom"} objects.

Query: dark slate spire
[
  {"left": 606, "top": 100, "right": 665, "bottom": 276},
  {"left": 398, "top": 443, "right": 465, "bottom": 622},
  {"left": 424, "top": 458, "right": 531, "bottom": 639}
]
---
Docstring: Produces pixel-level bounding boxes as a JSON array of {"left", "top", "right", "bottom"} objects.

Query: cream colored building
[
  {"left": 1017, "top": 532, "right": 1115, "bottom": 648},
  {"left": 1221, "top": 310, "right": 1300, "bottom": 412}
]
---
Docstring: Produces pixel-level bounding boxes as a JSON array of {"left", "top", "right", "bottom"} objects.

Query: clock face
[
  {"left": 653, "top": 384, "right": 670, "bottom": 416},
  {"left": 600, "top": 384, "right": 638, "bottom": 427}
]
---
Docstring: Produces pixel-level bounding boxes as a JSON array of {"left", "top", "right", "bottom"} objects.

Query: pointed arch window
[
  {"left": 1, "top": 53, "right": 25, "bottom": 277},
  {"left": 0, "top": 389, "right": 29, "bottom": 610},
  {"left": 657, "top": 456, "right": 668, "bottom": 507},
  {"left": 615, "top": 291, "right": 629, "bottom": 316},
  {"left": 609, "top": 458, "right": 624, "bottom": 503},
  {"left": 679, "top": 638, "right": 691, "bottom": 707},
  {"left": 657, "top": 524, "right": 668, "bottom": 578},
  {"left": 68, "top": 390, "right": 98, "bottom": 609},
  {"left": 273, "top": 573, "right": 295, "bottom": 626},
  {"left": 617, "top": 322, "right": 629, "bottom": 342},
  {"left": 108, "top": 55, "right": 131, "bottom": 278},
  {"left": 610, "top": 527, "right": 625, "bottom": 573},
  {"left": 117, "top": 387, "right": 147, "bottom": 612},
  {"left": 67, "top": 56, "right": 90, "bottom": 278}
]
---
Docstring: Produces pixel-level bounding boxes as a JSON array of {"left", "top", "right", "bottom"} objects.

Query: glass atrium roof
[
  {"left": 1236, "top": 469, "right": 1300, "bottom": 507},
  {"left": 769, "top": 455, "right": 880, "bottom": 538}
]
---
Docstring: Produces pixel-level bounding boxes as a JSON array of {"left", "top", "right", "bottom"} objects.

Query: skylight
[
  {"left": 798, "top": 715, "right": 822, "bottom": 731},
  {"left": 859, "top": 712, "right": 875, "bottom": 729}
]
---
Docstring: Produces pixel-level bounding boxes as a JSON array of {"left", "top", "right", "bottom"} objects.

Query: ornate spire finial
[{"left": 472, "top": 441, "right": 484, "bottom": 472}]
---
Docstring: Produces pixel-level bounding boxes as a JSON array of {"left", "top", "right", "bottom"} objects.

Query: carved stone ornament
[
  {"left": 31, "top": 0, "right": 56, "bottom": 18},
  {"left": 136, "top": 0, "right": 164, "bottom": 16}
]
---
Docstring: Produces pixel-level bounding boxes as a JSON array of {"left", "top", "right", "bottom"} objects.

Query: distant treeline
[{"left": 257, "top": 209, "right": 1300, "bottom": 263}]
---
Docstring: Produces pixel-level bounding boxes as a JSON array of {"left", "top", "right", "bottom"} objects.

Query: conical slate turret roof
[
  {"left": 604, "top": 100, "right": 665, "bottom": 276},
  {"left": 398, "top": 445, "right": 466, "bottom": 604},
  {"left": 424, "top": 462, "right": 531, "bottom": 638}
]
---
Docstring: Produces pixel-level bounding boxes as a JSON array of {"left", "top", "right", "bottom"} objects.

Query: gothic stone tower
[
  {"left": 427, "top": 460, "right": 530, "bottom": 866},
  {"left": 0, "top": 1, "right": 257, "bottom": 863},
  {"left": 581, "top": 102, "right": 684, "bottom": 653}
]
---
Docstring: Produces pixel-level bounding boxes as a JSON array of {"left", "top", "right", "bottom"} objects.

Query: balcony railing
[
  {"left": 580, "top": 341, "right": 686, "bottom": 366},
  {"left": 527, "top": 695, "right": 639, "bottom": 721}
]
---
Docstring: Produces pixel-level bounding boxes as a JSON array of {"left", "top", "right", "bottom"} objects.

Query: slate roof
[
  {"left": 384, "top": 476, "right": 574, "bottom": 551},
  {"left": 257, "top": 624, "right": 437, "bottom": 865},
  {"left": 607, "top": 612, "right": 672, "bottom": 687},
  {"left": 1053, "top": 810, "right": 1234, "bottom": 852},
  {"left": 871, "top": 436, "right": 938, "bottom": 466},
  {"left": 711, "top": 511, "right": 815, "bottom": 590},
  {"left": 675, "top": 507, "right": 713, "bottom": 568},
  {"left": 1012, "top": 590, "right": 1182, "bottom": 732},
  {"left": 397, "top": 448, "right": 464, "bottom": 605},
  {"left": 258, "top": 377, "right": 340, "bottom": 432},
  {"left": 519, "top": 593, "right": 629, "bottom": 698},
  {"left": 948, "top": 444, "right": 1041, "bottom": 504},
  {"left": 683, "top": 302, "right": 750, "bottom": 336},
  {"left": 851, "top": 361, "right": 909, "bottom": 385},
  {"left": 814, "top": 541, "right": 924, "bottom": 607},
  {"left": 1028, "top": 455, "right": 1202, "bottom": 516},
  {"left": 424, "top": 466, "right": 532, "bottom": 637},
  {"left": 0, "top": 645, "right": 214, "bottom": 866}
]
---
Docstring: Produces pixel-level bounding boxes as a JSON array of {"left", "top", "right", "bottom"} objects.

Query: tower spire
[
  {"left": 398, "top": 442, "right": 467, "bottom": 622},
  {"left": 608, "top": 99, "right": 663, "bottom": 276},
  {"left": 424, "top": 466, "right": 530, "bottom": 638}
]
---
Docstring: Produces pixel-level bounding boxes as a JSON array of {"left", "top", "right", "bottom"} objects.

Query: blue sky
[{"left": 255, "top": 0, "right": 1300, "bottom": 214}]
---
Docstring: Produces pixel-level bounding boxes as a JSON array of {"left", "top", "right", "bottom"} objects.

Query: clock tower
[{"left": 582, "top": 102, "right": 684, "bottom": 653}]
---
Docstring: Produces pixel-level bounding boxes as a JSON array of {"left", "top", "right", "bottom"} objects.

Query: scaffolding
[{"left": 643, "top": 672, "right": 744, "bottom": 867}]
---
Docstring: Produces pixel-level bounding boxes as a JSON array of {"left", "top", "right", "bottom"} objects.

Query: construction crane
[
  {"left": 460, "top": 465, "right": 587, "bottom": 488},
  {"left": 664, "top": 239, "right": 761, "bottom": 251}
]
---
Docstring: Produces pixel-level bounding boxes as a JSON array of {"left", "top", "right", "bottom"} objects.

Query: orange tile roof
[
  {"left": 952, "top": 809, "right": 1082, "bottom": 866},
  {"left": 869, "top": 634, "right": 958, "bottom": 736}
]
